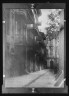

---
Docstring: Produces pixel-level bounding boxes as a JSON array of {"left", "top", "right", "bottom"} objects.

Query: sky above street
[{"left": 38, "top": 9, "right": 51, "bottom": 34}]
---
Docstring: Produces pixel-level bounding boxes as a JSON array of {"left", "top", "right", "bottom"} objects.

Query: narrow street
[
  {"left": 5, "top": 69, "right": 64, "bottom": 88},
  {"left": 24, "top": 69, "right": 55, "bottom": 88}
]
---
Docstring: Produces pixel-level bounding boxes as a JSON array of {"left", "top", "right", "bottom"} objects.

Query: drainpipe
[{"left": 24, "top": 23, "right": 27, "bottom": 72}]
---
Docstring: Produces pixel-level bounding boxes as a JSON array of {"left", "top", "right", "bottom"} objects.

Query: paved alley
[{"left": 5, "top": 69, "right": 64, "bottom": 88}]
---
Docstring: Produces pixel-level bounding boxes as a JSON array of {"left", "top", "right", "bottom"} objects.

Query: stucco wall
[{"left": 58, "top": 30, "right": 64, "bottom": 71}]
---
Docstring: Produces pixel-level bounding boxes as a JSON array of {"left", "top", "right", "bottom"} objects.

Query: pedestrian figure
[
  {"left": 50, "top": 59, "right": 53, "bottom": 69},
  {"left": 43, "top": 60, "right": 47, "bottom": 69},
  {"left": 45, "top": 60, "right": 47, "bottom": 69},
  {"left": 54, "top": 62, "right": 59, "bottom": 74}
]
